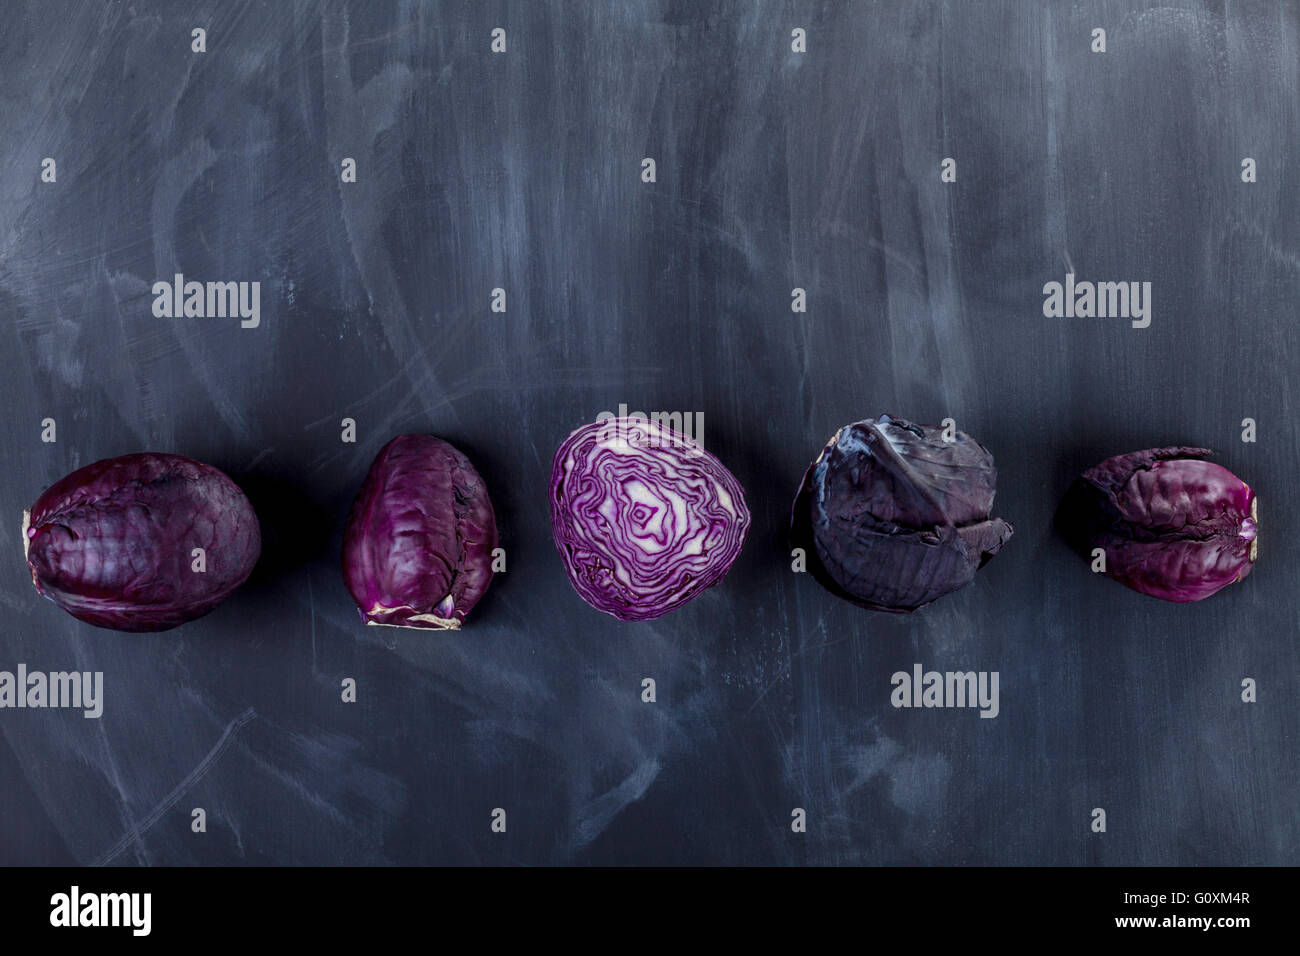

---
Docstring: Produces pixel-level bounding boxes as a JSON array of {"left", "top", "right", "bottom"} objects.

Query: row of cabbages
[{"left": 21, "top": 415, "right": 1258, "bottom": 632}]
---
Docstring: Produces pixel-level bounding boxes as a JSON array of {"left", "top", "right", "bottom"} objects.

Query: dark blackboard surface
[{"left": 1, "top": 0, "right": 1296, "bottom": 866}]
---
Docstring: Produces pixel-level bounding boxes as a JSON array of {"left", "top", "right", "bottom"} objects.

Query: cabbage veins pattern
[{"left": 550, "top": 418, "right": 750, "bottom": 621}]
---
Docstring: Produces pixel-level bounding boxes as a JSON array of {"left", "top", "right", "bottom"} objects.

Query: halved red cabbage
[{"left": 549, "top": 417, "right": 750, "bottom": 621}]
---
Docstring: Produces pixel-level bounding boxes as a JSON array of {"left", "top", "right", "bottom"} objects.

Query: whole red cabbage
[
  {"left": 343, "top": 435, "right": 498, "bottom": 629},
  {"left": 24, "top": 453, "right": 261, "bottom": 632},
  {"left": 792, "top": 415, "right": 1013, "bottom": 613},
  {"left": 1065, "top": 447, "right": 1257, "bottom": 602},
  {"left": 550, "top": 416, "right": 750, "bottom": 621}
]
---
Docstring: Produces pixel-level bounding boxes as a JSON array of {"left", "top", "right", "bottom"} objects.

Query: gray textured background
[{"left": 1, "top": 0, "right": 1296, "bottom": 866}]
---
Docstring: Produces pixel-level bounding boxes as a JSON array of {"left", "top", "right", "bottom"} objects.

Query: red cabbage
[
  {"left": 1065, "top": 447, "right": 1257, "bottom": 602},
  {"left": 792, "top": 415, "right": 1013, "bottom": 613},
  {"left": 343, "top": 435, "right": 498, "bottom": 629},
  {"left": 550, "top": 416, "right": 750, "bottom": 621},
  {"left": 23, "top": 453, "right": 261, "bottom": 632}
]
